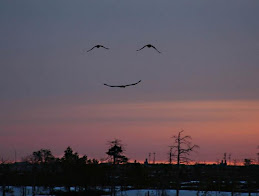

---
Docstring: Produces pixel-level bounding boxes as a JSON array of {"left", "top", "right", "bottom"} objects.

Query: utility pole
[
  {"left": 153, "top": 152, "right": 156, "bottom": 164},
  {"left": 223, "top": 152, "right": 227, "bottom": 165},
  {"left": 148, "top": 153, "right": 151, "bottom": 164},
  {"left": 228, "top": 153, "right": 231, "bottom": 166},
  {"left": 14, "top": 150, "right": 17, "bottom": 163}
]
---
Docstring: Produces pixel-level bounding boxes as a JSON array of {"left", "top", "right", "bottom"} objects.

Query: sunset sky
[{"left": 0, "top": 0, "right": 259, "bottom": 163}]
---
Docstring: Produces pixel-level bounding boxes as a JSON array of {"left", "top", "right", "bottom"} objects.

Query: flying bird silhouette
[
  {"left": 82, "top": 45, "right": 109, "bottom": 53},
  {"left": 104, "top": 80, "right": 142, "bottom": 88},
  {"left": 136, "top": 44, "right": 161, "bottom": 53}
]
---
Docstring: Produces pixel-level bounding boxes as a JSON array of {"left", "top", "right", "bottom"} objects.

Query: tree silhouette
[
  {"left": 106, "top": 139, "right": 128, "bottom": 164},
  {"left": 60, "top": 146, "right": 87, "bottom": 192},
  {"left": 32, "top": 149, "right": 55, "bottom": 164},
  {"left": 244, "top": 158, "right": 252, "bottom": 166},
  {"left": 87, "top": 158, "right": 99, "bottom": 164},
  {"left": 169, "top": 130, "right": 199, "bottom": 166},
  {"left": 169, "top": 130, "right": 199, "bottom": 196},
  {"left": 61, "top": 146, "right": 87, "bottom": 165}
]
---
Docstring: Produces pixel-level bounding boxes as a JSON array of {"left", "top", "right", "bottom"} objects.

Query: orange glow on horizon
[{"left": 0, "top": 99, "right": 258, "bottom": 162}]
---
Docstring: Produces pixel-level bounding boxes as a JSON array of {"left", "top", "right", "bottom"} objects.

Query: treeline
[
  {"left": 0, "top": 134, "right": 258, "bottom": 195},
  {"left": 0, "top": 152, "right": 258, "bottom": 194}
]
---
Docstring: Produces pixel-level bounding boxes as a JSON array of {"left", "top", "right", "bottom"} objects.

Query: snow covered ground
[
  {"left": 0, "top": 186, "right": 258, "bottom": 196},
  {"left": 114, "top": 189, "right": 259, "bottom": 196}
]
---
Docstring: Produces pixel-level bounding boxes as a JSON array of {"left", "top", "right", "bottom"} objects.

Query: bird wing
[
  {"left": 87, "top": 46, "right": 96, "bottom": 52},
  {"left": 151, "top": 45, "right": 161, "bottom": 53},
  {"left": 104, "top": 81, "right": 141, "bottom": 88},
  {"left": 104, "top": 83, "right": 116, "bottom": 87},
  {"left": 100, "top": 45, "right": 109, "bottom": 50},
  {"left": 136, "top": 45, "right": 147, "bottom": 51},
  {"left": 124, "top": 80, "right": 142, "bottom": 87},
  {"left": 104, "top": 84, "right": 127, "bottom": 88}
]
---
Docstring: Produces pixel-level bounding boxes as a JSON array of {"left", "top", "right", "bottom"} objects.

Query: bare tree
[
  {"left": 169, "top": 130, "right": 199, "bottom": 196},
  {"left": 168, "top": 147, "right": 173, "bottom": 164},
  {"left": 169, "top": 130, "right": 199, "bottom": 166}
]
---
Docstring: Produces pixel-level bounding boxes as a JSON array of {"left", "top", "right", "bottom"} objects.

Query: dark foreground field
[{"left": 1, "top": 162, "right": 258, "bottom": 195}]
